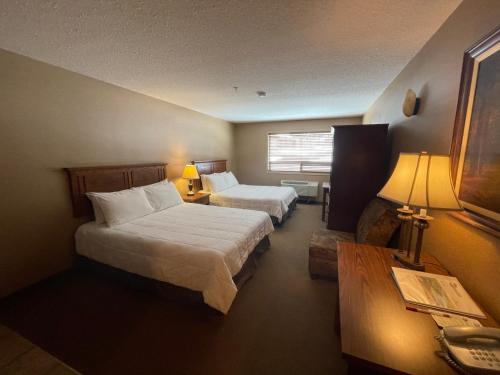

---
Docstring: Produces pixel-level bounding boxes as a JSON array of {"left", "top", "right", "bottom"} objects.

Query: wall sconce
[{"left": 402, "top": 89, "right": 420, "bottom": 117}]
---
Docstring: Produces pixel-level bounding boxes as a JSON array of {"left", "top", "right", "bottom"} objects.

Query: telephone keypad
[
  {"left": 467, "top": 345, "right": 500, "bottom": 369},
  {"left": 470, "top": 347, "right": 499, "bottom": 363}
]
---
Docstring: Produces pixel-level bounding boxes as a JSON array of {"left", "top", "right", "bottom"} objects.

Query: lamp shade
[
  {"left": 377, "top": 152, "right": 462, "bottom": 210},
  {"left": 182, "top": 164, "right": 199, "bottom": 180}
]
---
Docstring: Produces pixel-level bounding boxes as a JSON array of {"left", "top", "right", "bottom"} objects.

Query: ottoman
[{"left": 308, "top": 229, "right": 355, "bottom": 279}]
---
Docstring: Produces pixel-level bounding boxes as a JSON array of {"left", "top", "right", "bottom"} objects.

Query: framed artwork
[{"left": 450, "top": 26, "right": 499, "bottom": 237}]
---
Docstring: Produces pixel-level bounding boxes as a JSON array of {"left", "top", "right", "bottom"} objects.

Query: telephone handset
[{"left": 436, "top": 326, "right": 500, "bottom": 374}]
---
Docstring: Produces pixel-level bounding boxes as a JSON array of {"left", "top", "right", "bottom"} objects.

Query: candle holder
[
  {"left": 396, "top": 206, "right": 414, "bottom": 256},
  {"left": 394, "top": 210, "right": 433, "bottom": 271}
]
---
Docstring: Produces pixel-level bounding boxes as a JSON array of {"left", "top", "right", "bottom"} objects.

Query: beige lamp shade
[
  {"left": 182, "top": 164, "right": 199, "bottom": 180},
  {"left": 377, "top": 152, "right": 462, "bottom": 210}
]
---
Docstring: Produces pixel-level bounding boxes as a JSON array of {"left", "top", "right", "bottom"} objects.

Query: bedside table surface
[{"left": 182, "top": 192, "right": 210, "bottom": 204}]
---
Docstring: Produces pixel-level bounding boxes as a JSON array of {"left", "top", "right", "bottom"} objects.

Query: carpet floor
[{"left": 0, "top": 203, "right": 346, "bottom": 375}]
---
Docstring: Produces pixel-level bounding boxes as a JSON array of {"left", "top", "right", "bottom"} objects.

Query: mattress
[
  {"left": 207, "top": 185, "right": 298, "bottom": 222},
  {"left": 75, "top": 203, "right": 274, "bottom": 314}
]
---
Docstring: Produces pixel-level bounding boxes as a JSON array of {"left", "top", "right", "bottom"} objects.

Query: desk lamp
[{"left": 378, "top": 152, "right": 462, "bottom": 270}]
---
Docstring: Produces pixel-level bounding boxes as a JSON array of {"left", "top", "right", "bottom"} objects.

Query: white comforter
[
  {"left": 208, "top": 184, "right": 298, "bottom": 222},
  {"left": 75, "top": 203, "right": 274, "bottom": 314}
]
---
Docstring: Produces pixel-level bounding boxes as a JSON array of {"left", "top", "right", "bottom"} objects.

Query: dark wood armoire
[{"left": 327, "top": 124, "right": 389, "bottom": 232}]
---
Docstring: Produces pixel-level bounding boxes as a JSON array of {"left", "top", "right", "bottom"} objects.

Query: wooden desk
[{"left": 337, "top": 242, "right": 498, "bottom": 374}]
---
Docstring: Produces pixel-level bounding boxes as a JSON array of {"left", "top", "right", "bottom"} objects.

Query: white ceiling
[{"left": 0, "top": 0, "right": 461, "bottom": 123}]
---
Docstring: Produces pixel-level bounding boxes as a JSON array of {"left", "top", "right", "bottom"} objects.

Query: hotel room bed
[
  {"left": 76, "top": 203, "right": 273, "bottom": 314},
  {"left": 193, "top": 160, "right": 298, "bottom": 224},
  {"left": 207, "top": 184, "right": 297, "bottom": 224},
  {"left": 65, "top": 163, "right": 273, "bottom": 314}
]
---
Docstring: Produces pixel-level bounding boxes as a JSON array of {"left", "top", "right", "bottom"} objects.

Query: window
[{"left": 267, "top": 131, "right": 333, "bottom": 173}]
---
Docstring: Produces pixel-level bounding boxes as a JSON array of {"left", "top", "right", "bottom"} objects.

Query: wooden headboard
[
  {"left": 192, "top": 159, "right": 227, "bottom": 191},
  {"left": 65, "top": 163, "right": 167, "bottom": 217}
]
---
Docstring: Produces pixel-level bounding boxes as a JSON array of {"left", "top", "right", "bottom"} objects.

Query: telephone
[{"left": 436, "top": 326, "right": 500, "bottom": 374}]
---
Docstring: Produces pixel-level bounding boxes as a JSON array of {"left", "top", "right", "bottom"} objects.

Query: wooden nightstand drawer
[{"left": 182, "top": 192, "right": 210, "bottom": 205}]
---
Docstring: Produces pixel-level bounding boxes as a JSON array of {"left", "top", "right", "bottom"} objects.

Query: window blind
[{"left": 267, "top": 131, "right": 333, "bottom": 173}]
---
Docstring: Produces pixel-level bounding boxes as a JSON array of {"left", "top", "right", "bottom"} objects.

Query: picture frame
[{"left": 450, "top": 26, "right": 500, "bottom": 238}]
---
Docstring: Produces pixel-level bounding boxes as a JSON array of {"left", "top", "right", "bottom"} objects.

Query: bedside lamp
[
  {"left": 182, "top": 164, "right": 199, "bottom": 196},
  {"left": 377, "top": 152, "right": 462, "bottom": 270}
]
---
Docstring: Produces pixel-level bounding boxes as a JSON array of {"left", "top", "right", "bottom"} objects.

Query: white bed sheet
[
  {"left": 75, "top": 203, "right": 274, "bottom": 314},
  {"left": 207, "top": 184, "right": 298, "bottom": 222}
]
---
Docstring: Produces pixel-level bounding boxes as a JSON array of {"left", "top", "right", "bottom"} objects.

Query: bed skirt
[
  {"left": 271, "top": 197, "right": 298, "bottom": 226},
  {"left": 75, "top": 235, "right": 271, "bottom": 312}
]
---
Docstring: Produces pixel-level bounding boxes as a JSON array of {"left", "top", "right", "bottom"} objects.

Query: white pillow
[
  {"left": 141, "top": 181, "right": 183, "bottom": 211},
  {"left": 89, "top": 188, "right": 154, "bottom": 227},
  {"left": 206, "top": 173, "right": 229, "bottom": 193},
  {"left": 201, "top": 174, "right": 210, "bottom": 191},
  {"left": 86, "top": 194, "right": 106, "bottom": 224},
  {"left": 219, "top": 172, "right": 232, "bottom": 188},
  {"left": 219, "top": 172, "right": 229, "bottom": 185},
  {"left": 225, "top": 171, "right": 239, "bottom": 187},
  {"left": 201, "top": 173, "right": 219, "bottom": 192}
]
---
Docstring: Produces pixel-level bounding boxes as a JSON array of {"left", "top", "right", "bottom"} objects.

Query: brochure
[{"left": 391, "top": 267, "right": 486, "bottom": 319}]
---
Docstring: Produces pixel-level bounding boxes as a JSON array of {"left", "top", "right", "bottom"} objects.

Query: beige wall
[
  {"left": 233, "top": 117, "right": 362, "bottom": 198},
  {"left": 363, "top": 0, "right": 500, "bottom": 320},
  {"left": 0, "top": 48, "right": 233, "bottom": 298}
]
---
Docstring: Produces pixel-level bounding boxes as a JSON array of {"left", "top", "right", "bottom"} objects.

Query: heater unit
[{"left": 281, "top": 180, "right": 318, "bottom": 200}]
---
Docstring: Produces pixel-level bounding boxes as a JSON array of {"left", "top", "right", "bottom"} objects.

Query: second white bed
[
  {"left": 207, "top": 184, "right": 298, "bottom": 223},
  {"left": 76, "top": 203, "right": 274, "bottom": 314}
]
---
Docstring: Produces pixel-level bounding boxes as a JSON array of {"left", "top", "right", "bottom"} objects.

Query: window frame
[{"left": 266, "top": 130, "right": 333, "bottom": 175}]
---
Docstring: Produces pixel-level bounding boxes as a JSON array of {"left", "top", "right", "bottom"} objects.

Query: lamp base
[
  {"left": 187, "top": 179, "right": 194, "bottom": 196},
  {"left": 392, "top": 252, "right": 425, "bottom": 271}
]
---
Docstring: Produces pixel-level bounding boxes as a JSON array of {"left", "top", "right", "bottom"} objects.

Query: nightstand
[{"left": 182, "top": 192, "right": 210, "bottom": 205}]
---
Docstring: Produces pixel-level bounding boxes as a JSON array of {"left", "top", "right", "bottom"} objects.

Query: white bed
[
  {"left": 193, "top": 160, "right": 298, "bottom": 224},
  {"left": 206, "top": 184, "right": 298, "bottom": 223},
  {"left": 76, "top": 203, "right": 274, "bottom": 314}
]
